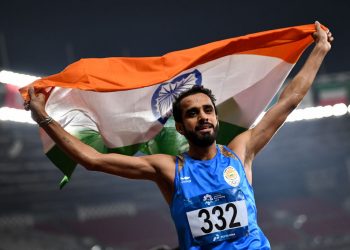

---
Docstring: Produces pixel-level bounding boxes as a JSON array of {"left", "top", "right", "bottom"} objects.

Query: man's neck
[{"left": 187, "top": 142, "right": 217, "bottom": 160}]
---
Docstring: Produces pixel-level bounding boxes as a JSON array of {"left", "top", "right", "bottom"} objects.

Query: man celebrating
[{"left": 25, "top": 21, "right": 333, "bottom": 249}]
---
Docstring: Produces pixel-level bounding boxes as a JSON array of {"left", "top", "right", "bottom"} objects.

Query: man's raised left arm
[{"left": 228, "top": 21, "right": 334, "bottom": 177}]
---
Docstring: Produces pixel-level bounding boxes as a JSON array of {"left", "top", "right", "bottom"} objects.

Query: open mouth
[{"left": 196, "top": 124, "right": 213, "bottom": 132}]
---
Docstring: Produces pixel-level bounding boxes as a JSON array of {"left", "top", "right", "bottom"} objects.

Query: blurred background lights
[
  {"left": 0, "top": 70, "right": 349, "bottom": 125},
  {"left": 0, "top": 107, "right": 36, "bottom": 124},
  {"left": 0, "top": 70, "right": 40, "bottom": 88}
]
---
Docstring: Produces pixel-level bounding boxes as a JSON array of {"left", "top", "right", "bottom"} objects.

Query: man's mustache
[{"left": 195, "top": 122, "right": 214, "bottom": 131}]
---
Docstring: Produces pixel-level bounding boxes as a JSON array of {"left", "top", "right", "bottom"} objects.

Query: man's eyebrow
[
  {"left": 203, "top": 104, "right": 213, "bottom": 108},
  {"left": 185, "top": 107, "right": 198, "bottom": 113}
]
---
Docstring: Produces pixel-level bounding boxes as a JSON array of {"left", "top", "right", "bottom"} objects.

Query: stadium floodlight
[
  {"left": 0, "top": 70, "right": 40, "bottom": 87},
  {"left": 321, "top": 105, "right": 334, "bottom": 118},
  {"left": 332, "top": 103, "right": 348, "bottom": 117},
  {"left": 0, "top": 107, "right": 36, "bottom": 124},
  {"left": 1, "top": 103, "right": 349, "bottom": 126},
  {"left": 0, "top": 70, "right": 349, "bottom": 125},
  {"left": 286, "top": 103, "right": 349, "bottom": 122}
]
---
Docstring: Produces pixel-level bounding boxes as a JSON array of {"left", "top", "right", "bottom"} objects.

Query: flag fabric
[{"left": 20, "top": 24, "right": 316, "bottom": 188}]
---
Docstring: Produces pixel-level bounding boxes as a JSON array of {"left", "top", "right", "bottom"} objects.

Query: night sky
[{"left": 0, "top": 0, "right": 349, "bottom": 76}]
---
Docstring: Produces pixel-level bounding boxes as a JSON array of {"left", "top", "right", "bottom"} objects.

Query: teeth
[
  {"left": 200, "top": 126, "right": 210, "bottom": 130},
  {"left": 196, "top": 124, "right": 212, "bottom": 131}
]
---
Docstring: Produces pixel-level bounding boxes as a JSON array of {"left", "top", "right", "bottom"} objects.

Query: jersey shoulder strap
[
  {"left": 176, "top": 154, "right": 185, "bottom": 173},
  {"left": 218, "top": 144, "right": 237, "bottom": 160}
]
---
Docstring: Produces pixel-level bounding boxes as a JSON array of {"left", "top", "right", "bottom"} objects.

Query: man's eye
[
  {"left": 188, "top": 111, "right": 196, "bottom": 117},
  {"left": 205, "top": 107, "right": 213, "bottom": 113}
]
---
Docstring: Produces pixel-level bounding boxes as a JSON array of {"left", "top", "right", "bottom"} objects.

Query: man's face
[{"left": 177, "top": 93, "right": 219, "bottom": 147}]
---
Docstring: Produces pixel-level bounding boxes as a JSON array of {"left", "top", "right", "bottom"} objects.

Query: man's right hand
[{"left": 24, "top": 87, "right": 48, "bottom": 124}]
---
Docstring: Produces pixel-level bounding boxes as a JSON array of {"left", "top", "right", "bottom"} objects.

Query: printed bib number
[{"left": 187, "top": 200, "right": 248, "bottom": 238}]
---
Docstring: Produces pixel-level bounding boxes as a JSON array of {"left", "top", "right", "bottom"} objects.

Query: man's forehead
[{"left": 180, "top": 93, "right": 213, "bottom": 109}]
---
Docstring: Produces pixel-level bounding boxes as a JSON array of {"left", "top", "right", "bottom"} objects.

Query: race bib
[{"left": 185, "top": 189, "right": 248, "bottom": 245}]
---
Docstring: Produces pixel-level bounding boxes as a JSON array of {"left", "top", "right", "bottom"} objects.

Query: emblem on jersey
[
  {"left": 151, "top": 69, "right": 202, "bottom": 124},
  {"left": 180, "top": 176, "right": 191, "bottom": 183},
  {"left": 223, "top": 166, "right": 240, "bottom": 187},
  {"left": 202, "top": 194, "right": 213, "bottom": 206}
]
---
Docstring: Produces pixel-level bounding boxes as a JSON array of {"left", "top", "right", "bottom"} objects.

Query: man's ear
[{"left": 175, "top": 122, "right": 185, "bottom": 135}]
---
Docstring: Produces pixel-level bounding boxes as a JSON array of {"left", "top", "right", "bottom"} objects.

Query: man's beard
[{"left": 183, "top": 123, "right": 219, "bottom": 147}]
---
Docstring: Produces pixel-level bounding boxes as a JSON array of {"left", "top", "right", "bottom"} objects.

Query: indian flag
[{"left": 20, "top": 24, "right": 317, "bottom": 188}]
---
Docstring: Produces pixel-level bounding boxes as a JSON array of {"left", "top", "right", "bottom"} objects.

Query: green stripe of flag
[{"left": 46, "top": 117, "right": 246, "bottom": 188}]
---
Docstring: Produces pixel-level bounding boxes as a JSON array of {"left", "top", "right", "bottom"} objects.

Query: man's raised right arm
[{"left": 25, "top": 87, "right": 173, "bottom": 182}]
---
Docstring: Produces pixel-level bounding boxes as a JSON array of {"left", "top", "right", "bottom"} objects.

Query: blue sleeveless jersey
[{"left": 170, "top": 145, "right": 270, "bottom": 250}]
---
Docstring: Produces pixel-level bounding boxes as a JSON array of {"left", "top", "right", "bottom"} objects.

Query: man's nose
[{"left": 198, "top": 110, "right": 209, "bottom": 121}]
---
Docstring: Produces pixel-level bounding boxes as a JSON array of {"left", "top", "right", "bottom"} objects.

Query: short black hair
[{"left": 172, "top": 85, "right": 217, "bottom": 123}]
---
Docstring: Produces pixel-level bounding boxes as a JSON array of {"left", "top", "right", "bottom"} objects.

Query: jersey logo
[
  {"left": 203, "top": 194, "right": 214, "bottom": 206},
  {"left": 151, "top": 69, "right": 202, "bottom": 124},
  {"left": 180, "top": 176, "right": 191, "bottom": 184},
  {"left": 213, "top": 234, "right": 220, "bottom": 242},
  {"left": 223, "top": 166, "right": 240, "bottom": 187}
]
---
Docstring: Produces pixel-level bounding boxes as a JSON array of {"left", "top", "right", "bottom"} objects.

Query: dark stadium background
[{"left": 1, "top": 1, "right": 349, "bottom": 249}]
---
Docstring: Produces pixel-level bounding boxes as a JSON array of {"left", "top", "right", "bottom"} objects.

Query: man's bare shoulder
[
  {"left": 227, "top": 130, "right": 252, "bottom": 160},
  {"left": 140, "top": 153, "right": 176, "bottom": 170},
  {"left": 140, "top": 154, "right": 177, "bottom": 203},
  {"left": 141, "top": 153, "right": 177, "bottom": 200}
]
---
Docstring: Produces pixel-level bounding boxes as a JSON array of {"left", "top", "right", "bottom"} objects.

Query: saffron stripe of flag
[{"left": 20, "top": 24, "right": 317, "bottom": 188}]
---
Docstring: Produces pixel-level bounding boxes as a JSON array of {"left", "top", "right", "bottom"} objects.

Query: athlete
[{"left": 25, "top": 21, "right": 333, "bottom": 249}]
